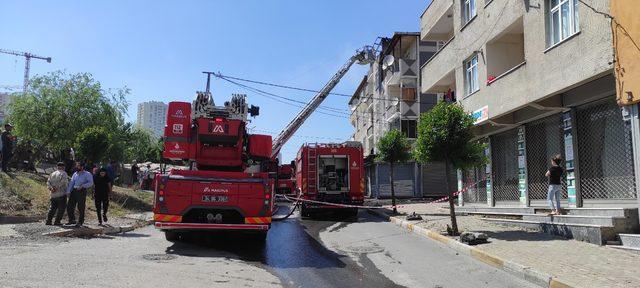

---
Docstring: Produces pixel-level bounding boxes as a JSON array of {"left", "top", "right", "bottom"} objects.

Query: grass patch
[{"left": 0, "top": 171, "right": 153, "bottom": 219}]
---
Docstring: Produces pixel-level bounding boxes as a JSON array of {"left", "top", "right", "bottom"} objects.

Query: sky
[{"left": 0, "top": 0, "right": 429, "bottom": 162}]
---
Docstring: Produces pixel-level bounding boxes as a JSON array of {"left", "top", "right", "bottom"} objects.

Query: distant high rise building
[
  {"left": 136, "top": 101, "right": 168, "bottom": 138},
  {"left": 0, "top": 92, "right": 14, "bottom": 124}
]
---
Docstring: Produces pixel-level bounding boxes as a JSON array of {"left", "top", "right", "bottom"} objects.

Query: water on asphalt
[{"left": 0, "top": 203, "right": 538, "bottom": 287}]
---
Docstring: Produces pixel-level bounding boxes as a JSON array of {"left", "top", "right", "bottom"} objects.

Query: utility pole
[{"left": 0, "top": 49, "right": 52, "bottom": 95}]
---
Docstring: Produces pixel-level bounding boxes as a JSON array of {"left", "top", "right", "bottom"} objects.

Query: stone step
[
  {"left": 618, "top": 234, "right": 640, "bottom": 249},
  {"left": 521, "top": 214, "right": 625, "bottom": 227},
  {"left": 456, "top": 206, "right": 534, "bottom": 214},
  {"left": 481, "top": 218, "right": 619, "bottom": 245},
  {"left": 561, "top": 208, "right": 637, "bottom": 218}
]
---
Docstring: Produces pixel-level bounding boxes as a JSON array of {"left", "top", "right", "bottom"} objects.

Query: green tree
[
  {"left": 75, "top": 126, "right": 111, "bottom": 164},
  {"left": 7, "top": 71, "right": 129, "bottom": 156},
  {"left": 414, "top": 102, "right": 486, "bottom": 235},
  {"left": 376, "top": 129, "right": 412, "bottom": 214},
  {"left": 122, "top": 127, "right": 160, "bottom": 163}
]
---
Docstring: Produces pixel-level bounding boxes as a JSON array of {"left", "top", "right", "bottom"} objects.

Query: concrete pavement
[{"left": 0, "top": 205, "right": 538, "bottom": 287}]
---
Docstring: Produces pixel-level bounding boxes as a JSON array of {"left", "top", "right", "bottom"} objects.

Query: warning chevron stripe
[
  {"left": 154, "top": 214, "right": 183, "bottom": 222},
  {"left": 244, "top": 217, "right": 272, "bottom": 224}
]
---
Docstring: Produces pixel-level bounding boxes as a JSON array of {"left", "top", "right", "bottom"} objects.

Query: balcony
[
  {"left": 486, "top": 17, "right": 525, "bottom": 86},
  {"left": 384, "top": 58, "right": 420, "bottom": 86},
  {"left": 421, "top": 1, "right": 454, "bottom": 42}
]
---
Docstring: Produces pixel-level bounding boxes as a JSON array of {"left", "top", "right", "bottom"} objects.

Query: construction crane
[
  {"left": 269, "top": 46, "right": 375, "bottom": 158},
  {"left": 0, "top": 49, "right": 52, "bottom": 95},
  {"left": 0, "top": 85, "right": 21, "bottom": 92}
]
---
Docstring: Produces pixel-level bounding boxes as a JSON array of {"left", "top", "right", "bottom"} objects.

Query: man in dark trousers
[
  {"left": 1, "top": 123, "right": 15, "bottom": 172},
  {"left": 66, "top": 162, "right": 94, "bottom": 227},
  {"left": 93, "top": 167, "right": 112, "bottom": 225},
  {"left": 45, "top": 162, "right": 69, "bottom": 225}
]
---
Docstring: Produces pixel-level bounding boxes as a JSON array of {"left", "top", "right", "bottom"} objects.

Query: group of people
[
  {"left": 46, "top": 161, "right": 114, "bottom": 227},
  {"left": 131, "top": 162, "right": 153, "bottom": 190}
]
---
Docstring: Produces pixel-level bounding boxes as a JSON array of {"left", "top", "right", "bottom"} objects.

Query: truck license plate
[{"left": 202, "top": 195, "right": 228, "bottom": 202}]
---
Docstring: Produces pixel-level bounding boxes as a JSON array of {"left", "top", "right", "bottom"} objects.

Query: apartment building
[
  {"left": 349, "top": 32, "right": 455, "bottom": 199},
  {"left": 136, "top": 101, "right": 168, "bottom": 138},
  {"left": 0, "top": 92, "right": 14, "bottom": 124},
  {"left": 420, "top": 0, "right": 638, "bottom": 208}
]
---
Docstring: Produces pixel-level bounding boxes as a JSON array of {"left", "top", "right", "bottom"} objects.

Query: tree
[
  {"left": 7, "top": 71, "right": 129, "bottom": 156},
  {"left": 122, "top": 127, "right": 158, "bottom": 163},
  {"left": 75, "top": 126, "right": 111, "bottom": 164},
  {"left": 414, "top": 102, "right": 486, "bottom": 235},
  {"left": 376, "top": 129, "right": 412, "bottom": 214}
]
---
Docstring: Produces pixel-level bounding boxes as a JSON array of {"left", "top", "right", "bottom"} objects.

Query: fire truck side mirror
[{"left": 249, "top": 105, "right": 260, "bottom": 117}]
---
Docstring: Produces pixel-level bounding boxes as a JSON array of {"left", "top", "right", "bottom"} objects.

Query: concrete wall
[
  {"left": 611, "top": 0, "right": 640, "bottom": 106},
  {"left": 421, "top": 0, "right": 614, "bottom": 122}
]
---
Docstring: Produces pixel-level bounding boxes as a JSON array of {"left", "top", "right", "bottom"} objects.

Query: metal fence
[
  {"left": 491, "top": 129, "right": 520, "bottom": 202},
  {"left": 526, "top": 114, "right": 567, "bottom": 200},
  {"left": 576, "top": 98, "right": 637, "bottom": 200},
  {"left": 462, "top": 166, "right": 487, "bottom": 203}
]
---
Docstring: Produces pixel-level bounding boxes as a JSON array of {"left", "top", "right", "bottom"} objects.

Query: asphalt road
[{"left": 0, "top": 204, "right": 537, "bottom": 288}]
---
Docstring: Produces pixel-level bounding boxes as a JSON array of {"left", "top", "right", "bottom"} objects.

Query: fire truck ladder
[
  {"left": 270, "top": 46, "right": 375, "bottom": 158},
  {"left": 307, "top": 146, "right": 317, "bottom": 193}
]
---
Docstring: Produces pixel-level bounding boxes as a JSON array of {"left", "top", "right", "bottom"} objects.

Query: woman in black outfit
[{"left": 94, "top": 168, "right": 112, "bottom": 225}]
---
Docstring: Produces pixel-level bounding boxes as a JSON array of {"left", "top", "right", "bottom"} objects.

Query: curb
[
  {"left": 366, "top": 209, "right": 573, "bottom": 288},
  {"left": 43, "top": 219, "right": 153, "bottom": 238}
]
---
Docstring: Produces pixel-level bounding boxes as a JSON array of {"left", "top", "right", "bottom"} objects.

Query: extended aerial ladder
[{"left": 270, "top": 46, "right": 375, "bottom": 158}]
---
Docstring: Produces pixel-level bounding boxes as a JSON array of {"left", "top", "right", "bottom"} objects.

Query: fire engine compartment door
[
  {"left": 318, "top": 155, "right": 349, "bottom": 194},
  {"left": 163, "top": 180, "right": 194, "bottom": 213},
  {"left": 191, "top": 182, "right": 239, "bottom": 207},
  {"left": 237, "top": 183, "right": 268, "bottom": 216}
]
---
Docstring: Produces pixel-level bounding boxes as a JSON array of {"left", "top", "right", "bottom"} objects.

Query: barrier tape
[{"left": 276, "top": 177, "right": 487, "bottom": 210}]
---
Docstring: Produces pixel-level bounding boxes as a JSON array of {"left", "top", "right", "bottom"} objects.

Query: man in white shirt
[
  {"left": 66, "top": 162, "right": 94, "bottom": 227},
  {"left": 45, "top": 162, "right": 69, "bottom": 226}
]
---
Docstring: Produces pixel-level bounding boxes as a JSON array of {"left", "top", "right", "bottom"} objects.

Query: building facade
[
  {"left": 420, "top": 0, "right": 638, "bottom": 208},
  {"left": 0, "top": 92, "right": 14, "bottom": 124},
  {"left": 349, "top": 32, "right": 456, "bottom": 199},
  {"left": 136, "top": 101, "right": 168, "bottom": 138}
]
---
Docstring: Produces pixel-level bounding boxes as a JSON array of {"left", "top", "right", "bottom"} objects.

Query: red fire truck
[
  {"left": 275, "top": 163, "right": 296, "bottom": 196},
  {"left": 154, "top": 92, "right": 274, "bottom": 241},
  {"left": 154, "top": 46, "right": 374, "bottom": 241},
  {"left": 295, "top": 142, "right": 365, "bottom": 218}
]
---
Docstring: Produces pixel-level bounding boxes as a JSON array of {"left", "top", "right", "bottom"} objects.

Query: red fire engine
[
  {"left": 296, "top": 142, "right": 365, "bottom": 218},
  {"left": 275, "top": 163, "right": 296, "bottom": 196},
  {"left": 154, "top": 91, "right": 274, "bottom": 241},
  {"left": 154, "top": 46, "right": 374, "bottom": 241}
]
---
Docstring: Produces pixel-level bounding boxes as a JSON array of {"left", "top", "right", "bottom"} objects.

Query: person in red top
[{"left": 545, "top": 154, "right": 564, "bottom": 215}]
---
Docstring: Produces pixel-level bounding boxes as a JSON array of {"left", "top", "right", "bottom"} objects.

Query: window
[
  {"left": 402, "top": 87, "right": 416, "bottom": 102},
  {"left": 462, "top": 0, "right": 477, "bottom": 24},
  {"left": 547, "top": 0, "right": 579, "bottom": 46},
  {"left": 401, "top": 120, "right": 417, "bottom": 139},
  {"left": 465, "top": 54, "right": 479, "bottom": 95}
]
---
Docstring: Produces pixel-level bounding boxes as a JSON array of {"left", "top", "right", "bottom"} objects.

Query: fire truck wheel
[
  {"left": 300, "top": 204, "right": 310, "bottom": 218},
  {"left": 254, "top": 231, "right": 268, "bottom": 242},
  {"left": 164, "top": 231, "right": 179, "bottom": 242},
  {"left": 348, "top": 208, "right": 359, "bottom": 219}
]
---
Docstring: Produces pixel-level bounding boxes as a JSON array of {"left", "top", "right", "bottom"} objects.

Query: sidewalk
[{"left": 369, "top": 202, "right": 640, "bottom": 288}]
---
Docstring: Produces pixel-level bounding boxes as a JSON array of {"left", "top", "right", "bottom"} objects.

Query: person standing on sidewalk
[
  {"left": 66, "top": 162, "right": 94, "bottom": 227},
  {"left": 93, "top": 167, "right": 112, "bottom": 225},
  {"left": 545, "top": 154, "right": 564, "bottom": 215},
  {"left": 45, "top": 162, "right": 69, "bottom": 226}
]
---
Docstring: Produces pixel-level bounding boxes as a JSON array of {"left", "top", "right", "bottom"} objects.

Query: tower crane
[
  {"left": 269, "top": 46, "right": 375, "bottom": 158},
  {"left": 0, "top": 49, "right": 52, "bottom": 95}
]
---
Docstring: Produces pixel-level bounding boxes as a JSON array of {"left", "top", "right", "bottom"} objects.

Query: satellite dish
[{"left": 382, "top": 55, "right": 395, "bottom": 70}]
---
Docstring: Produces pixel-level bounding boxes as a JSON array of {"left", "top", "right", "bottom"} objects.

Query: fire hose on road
[{"left": 271, "top": 177, "right": 486, "bottom": 218}]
